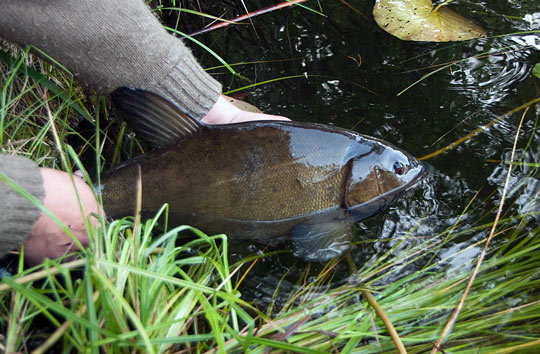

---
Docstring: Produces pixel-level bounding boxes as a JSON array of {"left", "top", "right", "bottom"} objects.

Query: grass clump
[{"left": 1, "top": 221, "right": 256, "bottom": 353}]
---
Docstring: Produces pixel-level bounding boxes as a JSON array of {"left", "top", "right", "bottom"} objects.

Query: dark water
[{"left": 165, "top": 0, "right": 540, "bottom": 310}]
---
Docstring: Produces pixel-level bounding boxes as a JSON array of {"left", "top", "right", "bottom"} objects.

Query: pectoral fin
[{"left": 290, "top": 212, "right": 353, "bottom": 262}]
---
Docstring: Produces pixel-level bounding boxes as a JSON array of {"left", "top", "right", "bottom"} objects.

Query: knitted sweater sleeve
[
  {"left": 0, "top": 155, "right": 44, "bottom": 258},
  {"left": 0, "top": 0, "right": 221, "bottom": 120}
]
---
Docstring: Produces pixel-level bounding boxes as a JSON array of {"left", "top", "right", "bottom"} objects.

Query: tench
[{"left": 100, "top": 88, "right": 426, "bottom": 261}]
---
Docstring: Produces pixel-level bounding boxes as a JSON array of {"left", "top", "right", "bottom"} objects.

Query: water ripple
[{"left": 448, "top": 36, "right": 535, "bottom": 106}]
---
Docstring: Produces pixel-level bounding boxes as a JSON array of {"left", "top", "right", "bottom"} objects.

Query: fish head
[{"left": 344, "top": 141, "right": 425, "bottom": 209}]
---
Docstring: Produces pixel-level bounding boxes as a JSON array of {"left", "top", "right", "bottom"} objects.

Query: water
[{"left": 163, "top": 0, "right": 540, "bottom": 310}]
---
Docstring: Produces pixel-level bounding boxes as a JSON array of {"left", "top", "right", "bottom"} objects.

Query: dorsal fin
[{"left": 111, "top": 87, "right": 207, "bottom": 148}]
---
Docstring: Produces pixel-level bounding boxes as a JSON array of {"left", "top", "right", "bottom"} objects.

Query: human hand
[
  {"left": 201, "top": 95, "right": 290, "bottom": 125},
  {"left": 23, "top": 168, "right": 101, "bottom": 266}
]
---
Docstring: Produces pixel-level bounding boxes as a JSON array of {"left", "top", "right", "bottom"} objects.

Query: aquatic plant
[{"left": 373, "top": 0, "right": 486, "bottom": 42}]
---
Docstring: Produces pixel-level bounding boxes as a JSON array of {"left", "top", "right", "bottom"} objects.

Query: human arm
[{"left": 0, "top": 0, "right": 288, "bottom": 124}]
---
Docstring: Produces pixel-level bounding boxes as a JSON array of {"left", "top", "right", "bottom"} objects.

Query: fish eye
[{"left": 393, "top": 161, "right": 405, "bottom": 175}]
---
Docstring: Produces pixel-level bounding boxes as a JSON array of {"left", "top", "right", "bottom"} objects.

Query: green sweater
[{"left": 0, "top": 0, "right": 223, "bottom": 258}]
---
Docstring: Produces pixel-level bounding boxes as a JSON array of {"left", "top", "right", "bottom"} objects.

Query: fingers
[
  {"left": 228, "top": 111, "right": 290, "bottom": 124},
  {"left": 202, "top": 95, "right": 291, "bottom": 125}
]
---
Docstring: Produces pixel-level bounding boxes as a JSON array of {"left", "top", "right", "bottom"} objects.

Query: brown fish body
[{"left": 101, "top": 89, "right": 426, "bottom": 260}]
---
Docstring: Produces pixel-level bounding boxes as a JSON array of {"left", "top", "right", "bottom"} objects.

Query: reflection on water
[{"left": 179, "top": 1, "right": 540, "bottom": 311}]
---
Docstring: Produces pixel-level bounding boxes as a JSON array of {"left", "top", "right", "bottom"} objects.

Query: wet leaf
[
  {"left": 533, "top": 63, "right": 540, "bottom": 79},
  {"left": 373, "top": 0, "right": 486, "bottom": 42}
]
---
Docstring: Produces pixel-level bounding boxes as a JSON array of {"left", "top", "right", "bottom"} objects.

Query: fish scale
[{"left": 102, "top": 125, "right": 350, "bottom": 220}]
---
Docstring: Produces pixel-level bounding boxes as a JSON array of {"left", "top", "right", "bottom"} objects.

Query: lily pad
[{"left": 373, "top": 0, "right": 486, "bottom": 42}]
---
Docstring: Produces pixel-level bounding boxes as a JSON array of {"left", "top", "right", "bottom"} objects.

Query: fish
[{"left": 99, "top": 88, "right": 426, "bottom": 261}]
